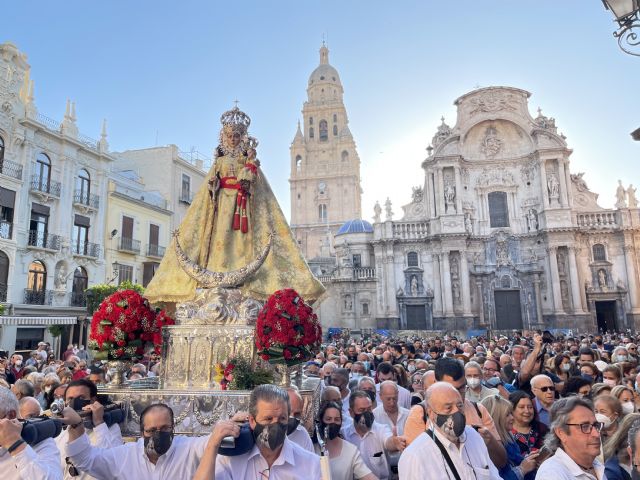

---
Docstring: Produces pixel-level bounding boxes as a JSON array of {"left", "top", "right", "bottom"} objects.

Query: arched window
[
  {"left": 0, "top": 135, "right": 4, "bottom": 163},
  {"left": 76, "top": 169, "right": 90, "bottom": 204},
  {"left": 295, "top": 155, "right": 302, "bottom": 170},
  {"left": 341, "top": 151, "right": 349, "bottom": 162},
  {"left": 27, "top": 261, "right": 46, "bottom": 293},
  {"left": 407, "top": 251, "right": 419, "bottom": 267},
  {"left": 319, "top": 120, "right": 328, "bottom": 141},
  {"left": 333, "top": 125, "right": 338, "bottom": 136},
  {"left": 309, "top": 117, "right": 313, "bottom": 125},
  {"left": 309, "top": 127, "right": 314, "bottom": 139},
  {"left": 35, "top": 153, "right": 51, "bottom": 191},
  {"left": 593, "top": 244, "right": 606, "bottom": 262},
  {"left": 0, "top": 250, "right": 8, "bottom": 301},
  {"left": 333, "top": 114, "right": 337, "bottom": 122},
  {"left": 488, "top": 191, "right": 509, "bottom": 228},
  {"left": 71, "top": 266, "right": 88, "bottom": 306},
  {"left": 318, "top": 204, "right": 327, "bottom": 221}
]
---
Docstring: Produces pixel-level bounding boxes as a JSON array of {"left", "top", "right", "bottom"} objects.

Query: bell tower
[{"left": 289, "top": 45, "right": 362, "bottom": 260}]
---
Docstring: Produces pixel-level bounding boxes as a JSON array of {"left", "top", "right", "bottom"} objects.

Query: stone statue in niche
[
  {"left": 527, "top": 209, "right": 538, "bottom": 231},
  {"left": 628, "top": 184, "right": 638, "bottom": 208},
  {"left": 344, "top": 295, "right": 353, "bottom": 311},
  {"left": 616, "top": 180, "right": 627, "bottom": 208},
  {"left": 452, "top": 281, "right": 461, "bottom": 305},
  {"left": 557, "top": 252, "right": 566, "bottom": 275},
  {"left": 598, "top": 269, "right": 607, "bottom": 289},
  {"left": 444, "top": 182, "right": 456, "bottom": 213},
  {"left": 560, "top": 280, "right": 570, "bottom": 306},
  {"left": 496, "top": 239, "right": 510, "bottom": 267},
  {"left": 373, "top": 201, "right": 382, "bottom": 223},
  {"left": 55, "top": 264, "right": 68, "bottom": 290},
  {"left": 464, "top": 213, "right": 473, "bottom": 234},
  {"left": 384, "top": 198, "right": 393, "bottom": 221},
  {"left": 410, "top": 276, "right": 418, "bottom": 297},
  {"left": 450, "top": 257, "right": 459, "bottom": 279},
  {"left": 547, "top": 173, "right": 560, "bottom": 201}
]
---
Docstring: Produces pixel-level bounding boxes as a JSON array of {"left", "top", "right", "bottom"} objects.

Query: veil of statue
[{"left": 144, "top": 106, "right": 325, "bottom": 307}]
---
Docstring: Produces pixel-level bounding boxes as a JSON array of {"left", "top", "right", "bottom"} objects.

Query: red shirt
[{"left": 72, "top": 370, "right": 88, "bottom": 381}]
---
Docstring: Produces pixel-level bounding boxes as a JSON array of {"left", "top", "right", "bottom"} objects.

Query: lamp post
[{"left": 602, "top": 0, "right": 640, "bottom": 56}]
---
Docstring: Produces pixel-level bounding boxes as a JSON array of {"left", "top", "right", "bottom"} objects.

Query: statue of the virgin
[{"left": 144, "top": 106, "right": 325, "bottom": 305}]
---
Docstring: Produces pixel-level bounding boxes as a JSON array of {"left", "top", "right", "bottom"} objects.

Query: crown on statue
[{"left": 220, "top": 106, "right": 251, "bottom": 134}]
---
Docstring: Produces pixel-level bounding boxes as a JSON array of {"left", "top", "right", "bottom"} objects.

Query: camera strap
[{"left": 426, "top": 429, "right": 462, "bottom": 480}]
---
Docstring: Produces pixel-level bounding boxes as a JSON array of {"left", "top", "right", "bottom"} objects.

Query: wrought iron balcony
[
  {"left": 147, "top": 244, "right": 166, "bottom": 258},
  {"left": 30, "top": 175, "right": 61, "bottom": 197},
  {"left": 0, "top": 284, "right": 6, "bottom": 302},
  {"left": 119, "top": 237, "right": 141, "bottom": 254},
  {"left": 27, "top": 230, "right": 61, "bottom": 250},
  {"left": 73, "top": 190, "right": 100, "bottom": 209},
  {"left": 0, "top": 221, "right": 12, "bottom": 240},
  {"left": 24, "top": 288, "right": 48, "bottom": 305},
  {"left": 72, "top": 240, "right": 101, "bottom": 258},
  {"left": 0, "top": 159, "right": 23, "bottom": 180},
  {"left": 70, "top": 291, "right": 87, "bottom": 307}
]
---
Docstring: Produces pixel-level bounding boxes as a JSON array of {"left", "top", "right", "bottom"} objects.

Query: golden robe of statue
[{"left": 144, "top": 107, "right": 325, "bottom": 305}]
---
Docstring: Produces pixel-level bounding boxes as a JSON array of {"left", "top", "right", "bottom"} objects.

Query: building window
[
  {"left": 29, "top": 204, "right": 50, "bottom": 248},
  {"left": 76, "top": 169, "right": 90, "bottom": 203},
  {"left": 362, "top": 302, "right": 369, "bottom": 315},
  {"left": 71, "top": 267, "right": 88, "bottom": 306},
  {"left": 181, "top": 174, "right": 191, "bottom": 203},
  {"left": 309, "top": 117, "right": 313, "bottom": 125},
  {"left": 27, "top": 261, "right": 46, "bottom": 292},
  {"left": 116, "top": 264, "right": 134, "bottom": 285},
  {"left": 72, "top": 215, "right": 90, "bottom": 255},
  {"left": 341, "top": 151, "right": 349, "bottom": 162},
  {"left": 35, "top": 153, "right": 51, "bottom": 191},
  {"left": 488, "top": 191, "right": 509, "bottom": 228},
  {"left": 407, "top": 251, "right": 419, "bottom": 267},
  {"left": 593, "top": 244, "right": 606, "bottom": 262},
  {"left": 318, "top": 204, "right": 327, "bottom": 221},
  {"left": 142, "top": 262, "right": 160, "bottom": 287},
  {"left": 309, "top": 127, "right": 314, "bottom": 138},
  {"left": 295, "top": 155, "right": 302, "bottom": 170},
  {"left": 352, "top": 254, "right": 362, "bottom": 268},
  {"left": 333, "top": 125, "right": 338, "bottom": 136},
  {"left": 333, "top": 114, "right": 337, "bottom": 122},
  {"left": 319, "top": 120, "right": 328, "bottom": 141},
  {"left": 0, "top": 187, "right": 15, "bottom": 240},
  {"left": 0, "top": 250, "right": 9, "bottom": 301}
]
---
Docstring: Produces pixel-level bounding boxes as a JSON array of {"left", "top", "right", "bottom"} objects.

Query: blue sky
[{"left": 3, "top": 1, "right": 638, "bottom": 218}]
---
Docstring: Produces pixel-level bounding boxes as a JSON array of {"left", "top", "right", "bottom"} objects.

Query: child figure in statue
[{"left": 144, "top": 106, "right": 324, "bottom": 306}]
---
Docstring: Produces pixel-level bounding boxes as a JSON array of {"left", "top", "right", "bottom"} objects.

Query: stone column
[
  {"left": 563, "top": 161, "right": 573, "bottom": 206},
  {"left": 476, "top": 279, "right": 485, "bottom": 325},
  {"left": 429, "top": 172, "right": 437, "bottom": 218},
  {"left": 533, "top": 274, "right": 543, "bottom": 324},
  {"left": 624, "top": 245, "right": 640, "bottom": 313},
  {"left": 437, "top": 169, "right": 446, "bottom": 216},
  {"left": 558, "top": 161, "right": 569, "bottom": 207},
  {"left": 432, "top": 253, "right": 443, "bottom": 316},
  {"left": 454, "top": 166, "right": 463, "bottom": 213},
  {"left": 78, "top": 320, "right": 85, "bottom": 347},
  {"left": 540, "top": 161, "right": 549, "bottom": 208},
  {"left": 547, "top": 247, "right": 563, "bottom": 313},
  {"left": 568, "top": 247, "right": 585, "bottom": 314},
  {"left": 460, "top": 253, "right": 472, "bottom": 315},
  {"left": 441, "top": 252, "right": 454, "bottom": 316}
]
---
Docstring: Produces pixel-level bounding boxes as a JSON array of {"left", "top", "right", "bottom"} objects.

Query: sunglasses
[{"left": 537, "top": 386, "right": 555, "bottom": 392}]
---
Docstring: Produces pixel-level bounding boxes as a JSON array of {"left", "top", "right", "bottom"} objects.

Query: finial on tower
[{"left": 319, "top": 41, "right": 329, "bottom": 65}]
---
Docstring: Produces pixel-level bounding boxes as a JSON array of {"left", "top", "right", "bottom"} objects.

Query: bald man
[
  {"left": 321, "top": 386, "right": 342, "bottom": 405},
  {"left": 530, "top": 374, "right": 555, "bottom": 427},
  {"left": 373, "top": 381, "right": 409, "bottom": 435},
  {"left": 422, "top": 370, "right": 436, "bottom": 391},
  {"left": 286, "top": 388, "right": 313, "bottom": 452},
  {"left": 398, "top": 382, "right": 500, "bottom": 479},
  {"left": 18, "top": 396, "right": 42, "bottom": 419}
]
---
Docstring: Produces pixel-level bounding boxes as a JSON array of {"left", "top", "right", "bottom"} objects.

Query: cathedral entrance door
[
  {"left": 406, "top": 305, "right": 427, "bottom": 329},
  {"left": 494, "top": 290, "right": 523, "bottom": 330},
  {"left": 595, "top": 301, "right": 617, "bottom": 332}
]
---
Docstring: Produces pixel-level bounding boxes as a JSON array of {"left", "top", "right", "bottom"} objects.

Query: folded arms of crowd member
[
  {"left": 0, "top": 387, "right": 62, "bottom": 480},
  {"left": 60, "top": 403, "right": 209, "bottom": 480}
]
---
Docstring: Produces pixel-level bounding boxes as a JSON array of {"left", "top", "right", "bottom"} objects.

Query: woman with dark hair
[
  {"left": 315, "top": 401, "right": 377, "bottom": 480},
  {"left": 509, "top": 390, "right": 548, "bottom": 455},
  {"left": 551, "top": 353, "right": 572, "bottom": 392},
  {"left": 563, "top": 376, "right": 593, "bottom": 398}
]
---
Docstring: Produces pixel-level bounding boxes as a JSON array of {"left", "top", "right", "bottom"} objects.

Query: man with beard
[
  {"left": 398, "top": 382, "right": 500, "bottom": 479},
  {"left": 61, "top": 402, "right": 210, "bottom": 479},
  {"left": 536, "top": 397, "right": 605, "bottom": 479},
  {"left": 194, "top": 384, "right": 320, "bottom": 479},
  {"left": 342, "top": 390, "right": 406, "bottom": 480}
]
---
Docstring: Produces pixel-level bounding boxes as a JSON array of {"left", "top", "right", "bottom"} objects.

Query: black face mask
[
  {"left": 433, "top": 411, "right": 466, "bottom": 441},
  {"left": 321, "top": 422, "right": 341, "bottom": 440},
  {"left": 354, "top": 411, "right": 374, "bottom": 430},
  {"left": 70, "top": 398, "right": 91, "bottom": 412},
  {"left": 286, "top": 417, "right": 301, "bottom": 435},
  {"left": 253, "top": 422, "right": 288, "bottom": 451},
  {"left": 144, "top": 431, "right": 173, "bottom": 456}
]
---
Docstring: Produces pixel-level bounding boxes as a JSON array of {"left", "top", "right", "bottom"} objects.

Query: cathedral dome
[
  {"left": 336, "top": 219, "right": 373, "bottom": 236},
  {"left": 308, "top": 45, "right": 342, "bottom": 87}
]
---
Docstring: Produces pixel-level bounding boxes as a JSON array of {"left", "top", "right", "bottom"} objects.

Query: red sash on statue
[{"left": 220, "top": 176, "right": 248, "bottom": 233}]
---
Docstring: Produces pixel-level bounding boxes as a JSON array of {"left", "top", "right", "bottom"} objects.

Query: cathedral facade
[{"left": 312, "top": 85, "right": 640, "bottom": 334}]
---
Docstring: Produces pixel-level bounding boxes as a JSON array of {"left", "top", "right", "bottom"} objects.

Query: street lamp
[{"left": 602, "top": 0, "right": 640, "bottom": 55}]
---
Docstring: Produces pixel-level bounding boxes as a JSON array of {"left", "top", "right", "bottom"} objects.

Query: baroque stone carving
[
  {"left": 526, "top": 209, "right": 538, "bottom": 232},
  {"left": 384, "top": 197, "right": 393, "bottom": 220},
  {"left": 373, "top": 201, "right": 382, "bottom": 223},
  {"left": 411, "top": 186, "right": 424, "bottom": 203},
  {"left": 520, "top": 159, "right": 537, "bottom": 184},
  {"left": 570, "top": 172, "right": 590, "bottom": 192},
  {"left": 176, "top": 288, "right": 262, "bottom": 326},
  {"left": 616, "top": 180, "right": 627, "bottom": 208},
  {"left": 468, "top": 91, "right": 518, "bottom": 116},
  {"left": 476, "top": 169, "right": 515, "bottom": 188},
  {"left": 444, "top": 181, "right": 456, "bottom": 212},
  {"left": 432, "top": 117, "right": 452, "bottom": 147},
  {"left": 480, "top": 125, "right": 503, "bottom": 158},
  {"left": 547, "top": 173, "right": 560, "bottom": 202},
  {"left": 628, "top": 184, "right": 638, "bottom": 208}
]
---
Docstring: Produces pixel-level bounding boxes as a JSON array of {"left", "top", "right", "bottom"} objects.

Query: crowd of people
[{"left": 2, "top": 331, "right": 640, "bottom": 479}]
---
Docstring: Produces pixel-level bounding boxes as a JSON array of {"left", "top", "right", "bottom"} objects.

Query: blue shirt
[{"left": 533, "top": 398, "right": 550, "bottom": 427}]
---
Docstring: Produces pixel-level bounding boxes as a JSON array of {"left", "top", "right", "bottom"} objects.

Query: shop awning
[{"left": 0, "top": 316, "right": 77, "bottom": 326}]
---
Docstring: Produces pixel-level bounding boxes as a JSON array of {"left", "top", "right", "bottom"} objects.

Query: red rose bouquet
[
  {"left": 88, "top": 289, "right": 175, "bottom": 360},
  {"left": 255, "top": 289, "right": 322, "bottom": 366}
]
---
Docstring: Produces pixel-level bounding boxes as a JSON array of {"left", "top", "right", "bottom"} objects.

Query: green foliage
[
  {"left": 229, "top": 357, "right": 274, "bottom": 390},
  {"left": 86, "top": 281, "right": 145, "bottom": 314},
  {"left": 48, "top": 325, "right": 64, "bottom": 337},
  {"left": 0, "top": 303, "right": 5, "bottom": 315}
]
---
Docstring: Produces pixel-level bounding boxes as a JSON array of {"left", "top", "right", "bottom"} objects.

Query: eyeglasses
[
  {"left": 536, "top": 386, "right": 555, "bottom": 392},
  {"left": 143, "top": 426, "right": 173, "bottom": 435},
  {"left": 565, "top": 422, "right": 604, "bottom": 434}
]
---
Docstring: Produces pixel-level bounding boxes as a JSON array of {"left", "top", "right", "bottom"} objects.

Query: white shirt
[
  {"left": 66, "top": 432, "right": 209, "bottom": 479},
  {"left": 287, "top": 424, "right": 314, "bottom": 453},
  {"left": 328, "top": 439, "right": 372, "bottom": 480},
  {"left": 536, "top": 448, "right": 607, "bottom": 480},
  {"left": 342, "top": 420, "right": 392, "bottom": 480},
  {"left": 56, "top": 422, "right": 123, "bottom": 479},
  {"left": 215, "top": 436, "right": 321, "bottom": 479},
  {"left": 398, "top": 426, "right": 501, "bottom": 480},
  {"left": 375, "top": 383, "right": 412, "bottom": 410},
  {"left": 373, "top": 405, "right": 410, "bottom": 435},
  {"left": 341, "top": 389, "right": 351, "bottom": 420},
  {"left": 0, "top": 437, "right": 63, "bottom": 480}
]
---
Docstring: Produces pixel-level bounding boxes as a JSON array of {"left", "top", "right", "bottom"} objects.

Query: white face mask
[
  {"left": 618, "top": 355, "right": 628, "bottom": 362},
  {"left": 466, "top": 377, "right": 481, "bottom": 389},
  {"left": 595, "top": 413, "right": 615, "bottom": 429},
  {"left": 14, "top": 360, "right": 22, "bottom": 367},
  {"left": 622, "top": 402, "right": 636, "bottom": 415},
  {"left": 603, "top": 378, "right": 617, "bottom": 387},
  {"left": 561, "top": 363, "right": 571, "bottom": 372}
]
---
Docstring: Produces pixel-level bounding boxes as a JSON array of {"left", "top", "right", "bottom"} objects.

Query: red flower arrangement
[
  {"left": 88, "top": 289, "right": 175, "bottom": 360},
  {"left": 255, "top": 288, "right": 322, "bottom": 366}
]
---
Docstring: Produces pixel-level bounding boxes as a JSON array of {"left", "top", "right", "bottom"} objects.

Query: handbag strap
[{"left": 426, "top": 429, "right": 462, "bottom": 480}]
